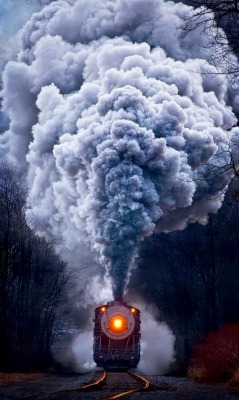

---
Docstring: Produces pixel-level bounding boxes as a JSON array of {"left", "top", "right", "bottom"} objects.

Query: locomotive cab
[{"left": 93, "top": 300, "right": 140, "bottom": 369}]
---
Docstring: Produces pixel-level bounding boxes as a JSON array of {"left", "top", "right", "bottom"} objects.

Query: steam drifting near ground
[
  {"left": 55, "top": 291, "right": 175, "bottom": 374},
  {"left": 60, "top": 308, "right": 175, "bottom": 374},
  {"left": 55, "top": 330, "right": 96, "bottom": 373},
  {"left": 1, "top": 0, "right": 239, "bottom": 299},
  {"left": 138, "top": 307, "right": 176, "bottom": 375}
]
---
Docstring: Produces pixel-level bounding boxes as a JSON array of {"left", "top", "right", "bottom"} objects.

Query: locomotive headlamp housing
[{"left": 101, "top": 304, "right": 135, "bottom": 339}]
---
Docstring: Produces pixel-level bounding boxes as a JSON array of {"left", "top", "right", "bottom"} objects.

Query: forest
[
  {"left": 0, "top": 162, "right": 68, "bottom": 371},
  {"left": 134, "top": 181, "right": 239, "bottom": 370}
]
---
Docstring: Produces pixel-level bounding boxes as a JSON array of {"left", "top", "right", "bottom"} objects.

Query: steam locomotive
[{"left": 93, "top": 300, "right": 141, "bottom": 369}]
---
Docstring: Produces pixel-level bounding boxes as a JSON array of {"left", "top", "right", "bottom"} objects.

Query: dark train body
[{"left": 93, "top": 300, "right": 141, "bottom": 369}]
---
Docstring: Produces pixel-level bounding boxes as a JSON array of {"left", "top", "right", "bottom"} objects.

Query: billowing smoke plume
[{"left": 1, "top": 0, "right": 238, "bottom": 299}]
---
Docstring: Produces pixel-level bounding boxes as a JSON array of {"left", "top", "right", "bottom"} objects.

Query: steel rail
[
  {"left": 78, "top": 370, "right": 107, "bottom": 390},
  {"left": 104, "top": 370, "right": 150, "bottom": 400},
  {"left": 14, "top": 370, "right": 149, "bottom": 399},
  {"left": 14, "top": 370, "right": 107, "bottom": 399}
]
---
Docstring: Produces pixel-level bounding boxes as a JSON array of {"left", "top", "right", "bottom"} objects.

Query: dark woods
[
  {"left": 178, "top": 0, "right": 239, "bottom": 79},
  {"left": 134, "top": 183, "right": 239, "bottom": 368},
  {"left": 0, "top": 162, "right": 68, "bottom": 371}
]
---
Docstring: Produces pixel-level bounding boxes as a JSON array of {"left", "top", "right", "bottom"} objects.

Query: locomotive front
[{"left": 93, "top": 300, "right": 140, "bottom": 369}]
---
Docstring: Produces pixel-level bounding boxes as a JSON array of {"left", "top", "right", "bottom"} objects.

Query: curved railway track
[
  {"left": 79, "top": 370, "right": 150, "bottom": 399},
  {"left": 14, "top": 369, "right": 150, "bottom": 399},
  {"left": 103, "top": 370, "right": 150, "bottom": 399}
]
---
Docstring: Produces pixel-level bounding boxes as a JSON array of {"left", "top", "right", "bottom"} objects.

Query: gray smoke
[{"left": 1, "top": 0, "right": 239, "bottom": 299}]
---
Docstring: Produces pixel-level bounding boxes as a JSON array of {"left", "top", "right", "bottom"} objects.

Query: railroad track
[
  {"left": 14, "top": 369, "right": 150, "bottom": 399},
  {"left": 79, "top": 369, "right": 150, "bottom": 399}
]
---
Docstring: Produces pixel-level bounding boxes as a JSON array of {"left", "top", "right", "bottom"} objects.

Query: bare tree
[
  {"left": 0, "top": 162, "right": 68, "bottom": 371},
  {"left": 180, "top": 0, "right": 239, "bottom": 79},
  {"left": 132, "top": 180, "right": 239, "bottom": 368}
]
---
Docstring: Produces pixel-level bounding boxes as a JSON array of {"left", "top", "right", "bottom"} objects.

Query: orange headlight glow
[
  {"left": 101, "top": 307, "right": 106, "bottom": 312},
  {"left": 109, "top": 316, "right": 128, "bottom": 333},
  {"left": 113, "top": 318, "right": 123, "bottom": 329},
  {"left": 131, "top": 308, "right": 135, "bottom": 313}
]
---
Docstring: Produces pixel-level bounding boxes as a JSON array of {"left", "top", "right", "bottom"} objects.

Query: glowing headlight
[
  {"left": 109, "top": 316, "right": 127, "bottom": 333},
  {"left": 113, "top": 318, "right": 123, "bottom": 329}
]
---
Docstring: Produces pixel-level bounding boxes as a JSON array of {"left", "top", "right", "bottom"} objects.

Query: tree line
[
  {"left": 132, "top": 182, "right": 239, "bottom": 368},
  {"left": 0, "top": 162, "right": 68, "bottom": 371},
  {"left": 178, "top": 0, "right": 239, "bottom": 80}
]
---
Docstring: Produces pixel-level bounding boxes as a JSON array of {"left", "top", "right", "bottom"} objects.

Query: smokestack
[{"left": 0, "top": 0, "right": 238, "bottom": 298}]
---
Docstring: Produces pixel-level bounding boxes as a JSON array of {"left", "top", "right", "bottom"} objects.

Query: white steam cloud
[
  {"left": 138, "top": 305, "right": 176, "bottom": 375},
  {"left": 55, "top": 295, "right": 175, "bottom": 375},
  {"left": 55, "top": 330, "right": 96, "bottom": 373},
  {"left": 85, "top": 275, "right": 113, "bottom": 307},
  {"left": 0, "top": 0, "right": 58, "bottom": 134},
  {"left": 1, "top": 0, "right": 239, "bottom": 298},
  {"left": 62, "top": 308, "right": 175, "bottom": 374},
  {"left": 0, "top": 0, "right": 55, "bottom": 73}
]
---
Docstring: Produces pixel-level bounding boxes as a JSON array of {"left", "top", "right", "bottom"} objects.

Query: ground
[{"left": 0, "top": 372, "right": 238, "bottom": 399}]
